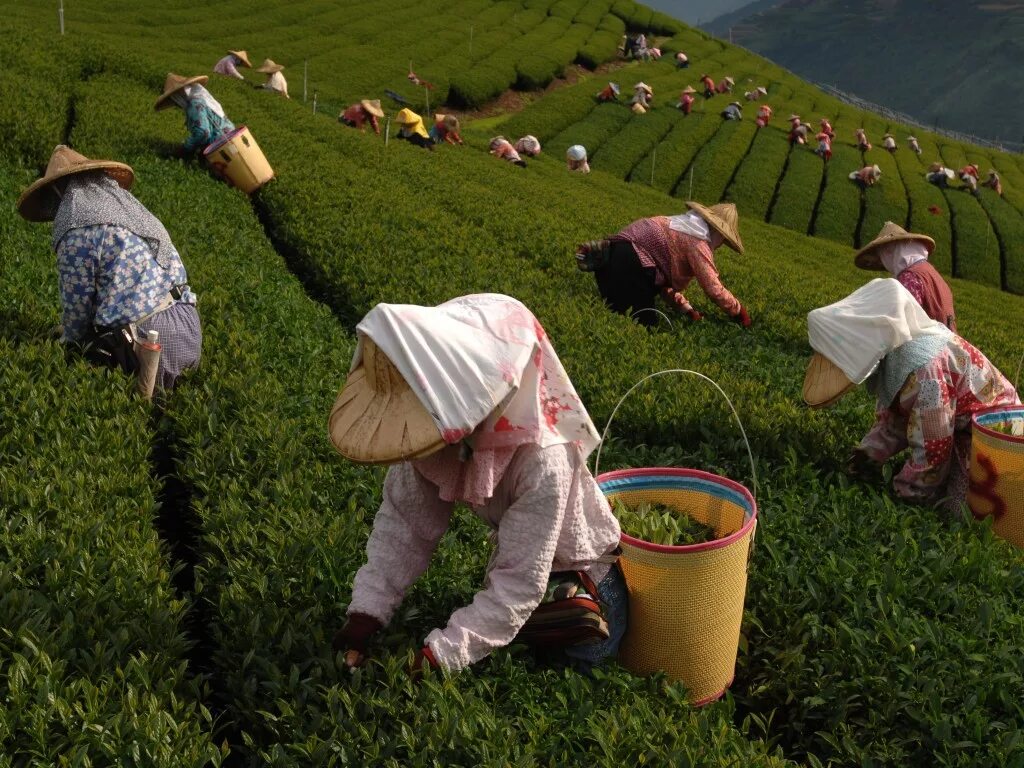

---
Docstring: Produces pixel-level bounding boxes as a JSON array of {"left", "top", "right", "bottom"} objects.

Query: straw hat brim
[
  {"left": 17, "top": 160, "right": 135, "bottom": 222},
  {"left": 803, "top": 353, "right": 856, "bottom": 408},
  {"left": 256, "top": 63, "right": 284, "bottom": 74},
  {"left": 360, "top": 100, "right": 384, "bottom": 118},
  {"left": 854, "top": 229, "right": 935, "bottom": 270},
  {"left": 686, "top": 200, "right": 744, "bottom": 254},
  {"left": 229, "top": 50, "right": 252, "bottom": 68},
  {"left": 328, "top": 342, "right": 445, "bottom": 465},
  {"left": 155, "top": 74, "right": 209, "bottom": 110}
]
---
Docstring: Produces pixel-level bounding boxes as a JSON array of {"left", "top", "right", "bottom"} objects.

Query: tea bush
[{"left": 770, "top": 145, "right": 824, "bottom": 234}]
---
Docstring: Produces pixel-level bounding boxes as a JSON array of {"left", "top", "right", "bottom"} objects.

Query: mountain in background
[
  {"left": 704, "top": 0, "right": 1024, "bottom": 146},
  {"left": 640, "top": 0, "right": 753, "bottom": 25}
]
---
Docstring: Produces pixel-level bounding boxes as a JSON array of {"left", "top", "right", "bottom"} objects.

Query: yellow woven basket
[
  {"left": 968, "top": 406, "right": 1024, "bottom": 548},
  {"left": 597, "top": 468, "right": 757, "bottom": 705}
]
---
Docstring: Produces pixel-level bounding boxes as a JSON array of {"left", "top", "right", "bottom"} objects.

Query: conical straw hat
[
  {"left": 854, "top": 221, "right": 935, "bottom": 270},
  {"left": 229, "top": 50, "right": 252, "bottom": 68},
  {"left": 686, "top": 200, "right": 744, "bottom": 253},
  {"left": 724, "top": 76, "right": 735, "bottom": 85},
  {"left": 361, "top": 99, "right": 384, "bottom": 118},
  {"left": 634, "top": 81, "right": 652, "bottom": 93},
  {"left": 256, "top": 58, "right": 284, "bottom": 74},
  {"left": 682, "top": 85, "right": 696, "bottom": 94},
  {"left": 155, "top": 72, "right": 209, "bottom": 111},
  {"left": 802, "top": 353, "right": 856, "bottom": 408},
  {"left": 329, "top": 337, "right": 445, "bottom": 465},
  {"left": 757, "top": 86, "right": 767, "bottom": 95},
  {"left": 16, "top": 144, "right": 134, "bottom": 222}
]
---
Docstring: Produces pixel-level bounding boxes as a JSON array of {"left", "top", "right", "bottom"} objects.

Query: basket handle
[{"left": 593, "top": 369, "right": 758, "bottom": 499}]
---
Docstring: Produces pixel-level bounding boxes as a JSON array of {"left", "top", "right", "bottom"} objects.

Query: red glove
[
  {"left": 734, "top": 305, "right": 752, "bottom": 327},
  {"left": 409, "top": 646, "right": 439, "bottom": 680},
  {"left": 332, "top": 612, "right": 383, "bottom": 667},
  {"left": 687, "top": 308, "right": 703, "bottom": 321}
]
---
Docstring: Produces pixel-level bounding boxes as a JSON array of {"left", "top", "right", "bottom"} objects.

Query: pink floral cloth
[{"left": 859, "top": 335, "right": 1019, "bottom": 507}]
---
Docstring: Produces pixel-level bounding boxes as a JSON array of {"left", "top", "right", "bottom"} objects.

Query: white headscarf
[
  {"left": 170, "top": 84, "right": 226, "bottom": 118},
  {"left": 667, "top": 210, "right": 710, "bottom": 240},
  {"left": 877, "top": 240, "right": 929, "bottom": 277},
  {"left": 807, "top": 278, "right": 950, "bottom": 386}
]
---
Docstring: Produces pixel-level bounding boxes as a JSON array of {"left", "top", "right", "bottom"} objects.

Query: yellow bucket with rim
[
  {"left": 968, "top": 405, "right": 1024, "bottom": 548},
  {"left": 203, "top": 125, "right": 274, "bottom": 194}
]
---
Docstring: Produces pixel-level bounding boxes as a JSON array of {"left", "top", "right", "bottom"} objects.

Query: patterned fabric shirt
[
  {"left": 184, "top": 99, "right": 235, "bottom": 152},
  {"left": 56, "top": 224, "right": 196, "bottom": 342},
  {"left": 611, "top": 216, "right": 741, "bottom": 314},
  {"left": 213, "top": 55, "right": 244, "bottom": 79},
  {"left": 859, "top": 335, "right": 1019, "bottom": 505}
]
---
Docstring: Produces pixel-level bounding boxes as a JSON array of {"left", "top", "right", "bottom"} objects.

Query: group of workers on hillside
[
  {"left": 213, "top": 50, "right": 290, "bottom": 97},
  {"left": 12, "top": 35, "right": 1021, "bottom": 685}
]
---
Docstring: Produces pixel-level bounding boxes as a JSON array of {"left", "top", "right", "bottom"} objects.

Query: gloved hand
[
  {"left": 575, "top": 240, "right": 609, "bottom": 272},
  {"left": 687, "top": 307, "right": 703, "bottom": 321},
  {"left": 733, "top": 305, "right": 752, "bottom": 328},
  {"left": 408, "top": 646, "right": 439, "bottom": 681},
  {"left": 332, "top": 612, "right": 384, "bottom": 668},
  {"left": 845, "top": 448, "right": 882, "bottom": 482}
]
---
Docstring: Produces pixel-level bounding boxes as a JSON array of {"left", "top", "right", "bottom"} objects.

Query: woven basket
[
  {"left": 968, "top": 405, "right": 1024, "bottom": 548},
  {"left": 597, "top": 467, "right": 757, "bottom": 705}
]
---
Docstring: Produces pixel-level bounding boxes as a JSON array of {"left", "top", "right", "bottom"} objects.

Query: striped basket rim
[
  {"left": 972, "top": 405, "right": 1024, "bottom": 446},
  {"left": 596, "top": 467, "right": 758, "bottom": 555}
]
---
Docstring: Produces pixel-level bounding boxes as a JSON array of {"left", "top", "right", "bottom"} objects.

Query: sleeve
[
  {"left": 898, "top": 270, "right": 927, "bottom": 308},
  {"left": 229, "top": 61, "right": 244, "bottom": 80},
  {"left": 858, "top": 399, "right": 910, "bottom": 462},
  {"left": 55, "top": 231, "right": 97, "bottom": 343},
  {"left": 680, "top": 240, "right": 741, "bottom": 315},
  {"left": 346, "top": 463, "right": 454, "bottom": 625},
  {"left": 425, "top": 445, "right": 571, "bottom": 672},
  {"left": 891, "top": 367, "right": 957, "bottom": 503},
  {"left": 183, "top": 101, "right": 212, "bottom": 152},
  {"left": 370, "top": 114, "right": 381, "bottom": 135}
]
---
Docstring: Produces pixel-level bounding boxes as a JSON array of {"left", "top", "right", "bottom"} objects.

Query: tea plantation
[{"left": 2, "top": 2, "right": 1024, "bottom": 766}]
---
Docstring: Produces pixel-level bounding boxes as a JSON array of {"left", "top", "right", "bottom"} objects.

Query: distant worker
[
  {"left": 815, "top": 131, "right": 832, "bottom": 161},
  {"left": 908, "top": 135, "right": 922, "bottom": 155},
  {"left": 854, "top": 222, "right": 956, "bottom": 331},
  {"left": 630, "top": 82, "right": 653, "bottom": 109},
  {"left": 855, "top": 128, "right": 871, "bottom": 152},
  {"left": 596, "top": 82, "right": 620, "bottom": 102},
  {"left": 154, "top": 73, "right": 235, "bottom": 157},
  {"left": 430, "top": 114, "right": 463, "bottom": 146},
  {"left": 721, "top": 101, "right": 743, "bottom": 120},
  {"left": 700, "top": 74, "right": 716, "bottom": 98},
  {"left": 716, "top": 76, "right": 735, "bottom": 94},
  {"left": 631, "top": 103, "right": 647, "bottom": 115},
  {"left": 489, "top": 136, "right": 525, "bottom": 166},
  {"left": 16, "top": 145, "right": 201, "bottom": 390},
  {"left": 395, "top": 108, "right": 434, "bottom": 150},
  {"left": 803, "top": 279, "right": 1018, "bottom": 514},
  {"left": 789, "top": 114, "right": 802, "bottom": 131},
  {"left": 744, "top": 86, "right": 767, "bottom": 101},
  {"left": 256, "top": 58, "right": 289, "bottom": 98},
  {"left": 676, "top": 51, "right": 689, "bottom": 69},
  {"left": 213, "top": 50, "right": 251, "bottom": 80},
  {"left": 566, "top": 145, "right": 590, "bottom": 174},
  {"left": 850, "top": 164, "right": 882, "bottom": 187},
  {"left": 982, "top": 169, "right": 1003, "bottom": 196},
  {"left": 959, "top": 164, "right": 980, "bottom": 194},
  {"left": 514, "top": 135, "right": 542, "bottom": 157},
  {"left": 574, "top": 202, "right": 751, "bottom": 328},
  {"left": 678, "top": 85, "right": 696, "bottom": 115},
  {"left": 755, "top": 103, "right": 773, "bottom": 128},
  {"left": 819, "top": 118, "right": 835, "bottom": 139},
  {"left": 926, "top": 163, "right": 955, "bottom": 187},
  {"left": 882, "top": 133, "right": 897, "bottom": 153},
  {"left": 339, "top": 99, "right": 385, "bottom": 135},
  {"left": 789, "top": 121, "right": 810, "bottom": 146}
]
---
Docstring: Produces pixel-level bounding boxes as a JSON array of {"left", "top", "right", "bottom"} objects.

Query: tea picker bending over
[
  {"left": 16, "top": 146, "right": 201, "bottom": 390},
  {"left": 803, "top": 279, "right": 1018, "bottom": 513},
  {"left": 575, "top": 202, "right": 751, "bottom": 328},
  {"left": 213, "top": 50, "right": 251, "bottom": 80},
  {"left": 155, "top": 73, "right": 235, "bottom": 158},
  {"left": 330, "top": 294, "right": 626, "bottom": 674},
  {"left": 256, "top": 58, "right": 289, "bottom": 98}
]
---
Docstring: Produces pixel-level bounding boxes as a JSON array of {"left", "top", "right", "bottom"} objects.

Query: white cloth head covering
[
  {"left": 807, "top": 278, "right": 950, "bottom": 386},
  {"left": 169, "top": 84, "right": 227, "bottom": 118},
  {"left": 877, "top": 240, "right": 929, "bottom": 277},
  {"left": 667, "top": 210, "right": 710, "bottom": 240},
  {"left": 566, "top": 145, "right": 587, "bottom": 162}
]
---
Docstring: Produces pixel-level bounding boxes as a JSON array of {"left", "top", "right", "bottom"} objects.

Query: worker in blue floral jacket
[
  {"left": 155, "top": 73, "right": 235, "bottom": 157},
  {"left": 16, "top": 145, "right": 202, "bottom": 390}
]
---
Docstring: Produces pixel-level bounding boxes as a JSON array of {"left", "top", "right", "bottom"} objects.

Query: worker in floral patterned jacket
[
  {"left": 803, "top": 279, "right": 1018, "bottom": 513},
  {"left": 155, "top": 73, "right": 235, "bottom": 157},
  {"left": 575, "top": 202, "right": 751, "bottom": 328},
  {"left": 330, "top": 294, "right": 626, "bottom": 675},
  {"left": 854, "top": 222, "right": 957, "bottom": 332},
  {"left": 16, "top": 145, "right": 201, "bottom": 390}
]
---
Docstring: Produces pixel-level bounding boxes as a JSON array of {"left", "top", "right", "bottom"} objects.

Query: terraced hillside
[{"left": 3, "top": 2, "right": 1024, "bottom": 767}]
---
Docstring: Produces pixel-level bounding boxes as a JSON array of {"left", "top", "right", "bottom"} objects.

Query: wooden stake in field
[
  {"left": 384, "top": 118, "right": 391, "bottom": 148},
  {"left": 58, "top": 0, "right": 64, "bottom": 35},
  {"left": 689, "top": 166, "right": 695, "bottom": 199},
  {"left": 303, "top": 60, "right": 308, "bottom": 103},
  {"left": 313, "top": 90, "right": 318, "bottom": 114},
  {"left": 469, "top": 26, "right": 474, "bottom": 58},
  {"left": 650, "top": 148, "right": 656, "bottom": 186}
]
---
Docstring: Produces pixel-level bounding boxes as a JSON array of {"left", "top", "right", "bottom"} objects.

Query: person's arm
[
  {"left": 370, "top": 114, "right": 381, "bottom": 135},
  {"left": 897, "top": 270, "right": 927, "bottom": 308},
  {"left": 55, "top": 229, "right": 98, "bottom": 343},
  {"left": 347, "top": 462, "right": 454, "bottom": 624},
  {"left": 446, "top": 131, "right": 462, "bottom": 146},
  {"left": 858, "top": 399, "right": 909, "bottom": 463},
  {"left": 680, "top": 240, "right": 741, "bottom": 315},
  {"left": 425, "top": 444, "right": 571, "bottom": 672},
  {"left": 890, "top": 368, "right": 957, "bottom": 503},
  {"left": 183, "top": 101, "right": 213, "bottom": 153}
]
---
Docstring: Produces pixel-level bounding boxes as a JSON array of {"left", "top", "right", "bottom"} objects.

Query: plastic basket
[
  {"left": 202, "top": 125, "right": 274, "bottom": 194},
  {"left": 968, "top": 405, "right": 1024, "bottom": 548},
  {"left": 597, "top": 468, "right": 756, "bottom": 704}
]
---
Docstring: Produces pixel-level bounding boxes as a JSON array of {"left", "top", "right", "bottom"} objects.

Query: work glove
[
  {"left": 332, "top": 612, "right": 384, "bottom": 668},
  {"left": 845, "top": 448, "right": 882, "bottom": 483},
  {"left": 664, "top": 289, "right": 701, "bottom": 320},
  {"left": 575, "top": 240, "right": 610, "bottom": 272},
  {"left": 408, "top": 646, "right": 439, "bottom": 681},
  {"left": 733, "top": 305, "right": 752, "bottom": 328}
]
